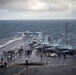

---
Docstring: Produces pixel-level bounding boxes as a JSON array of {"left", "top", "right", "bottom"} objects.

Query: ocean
[{"left": 0, "top": 20, "right": 76, "bottom": 50}]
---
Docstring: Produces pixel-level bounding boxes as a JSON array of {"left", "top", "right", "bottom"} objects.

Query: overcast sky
[{"left": 0, "top": 0, "right": 76, "bottom": 20}]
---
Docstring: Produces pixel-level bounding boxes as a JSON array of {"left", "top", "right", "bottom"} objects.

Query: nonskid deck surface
[
  {"left": 0, "top": 34, "right": 76, "bottom": 75},
  {"left": 0, "top": 51, "right": 76, "bottom": 75}
]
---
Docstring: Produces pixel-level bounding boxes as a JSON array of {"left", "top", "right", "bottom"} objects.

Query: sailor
[
  {"left": 43, "top": 50, "right": 45, "bottom": 54},
  {"left": 4, "top": 61, "right": 7, "bottom": 67},
  {"left": 1, "top": 58, "right": 3, "bottom": 62},
  {"left": 40, "top": 54, "right": 42, "bottom": 60},
  {"left": 63, "top": 53, "right": 66, "bottom": 59},
  {"left": 10, "top": 53, "right": 12, "bottom": 58},
  {"left": 58, "top": 53, "right": 61, "bottom": 58}
]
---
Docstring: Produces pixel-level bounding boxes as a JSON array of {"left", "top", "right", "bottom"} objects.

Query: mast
[{"left": 65, "top": 23, "right": 68, "bottom": 46}]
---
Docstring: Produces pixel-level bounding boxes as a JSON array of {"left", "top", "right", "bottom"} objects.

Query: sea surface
[{"left": 0, "top": 20, "right": 76, "bottom": 50}]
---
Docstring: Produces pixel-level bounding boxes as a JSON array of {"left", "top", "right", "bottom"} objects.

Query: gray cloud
[
  {"left": 0, "top": 0, "right": 70, "bottom": 11},
  {"left": 0, "top": 0, "right": 76, "bottom": 19}
]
